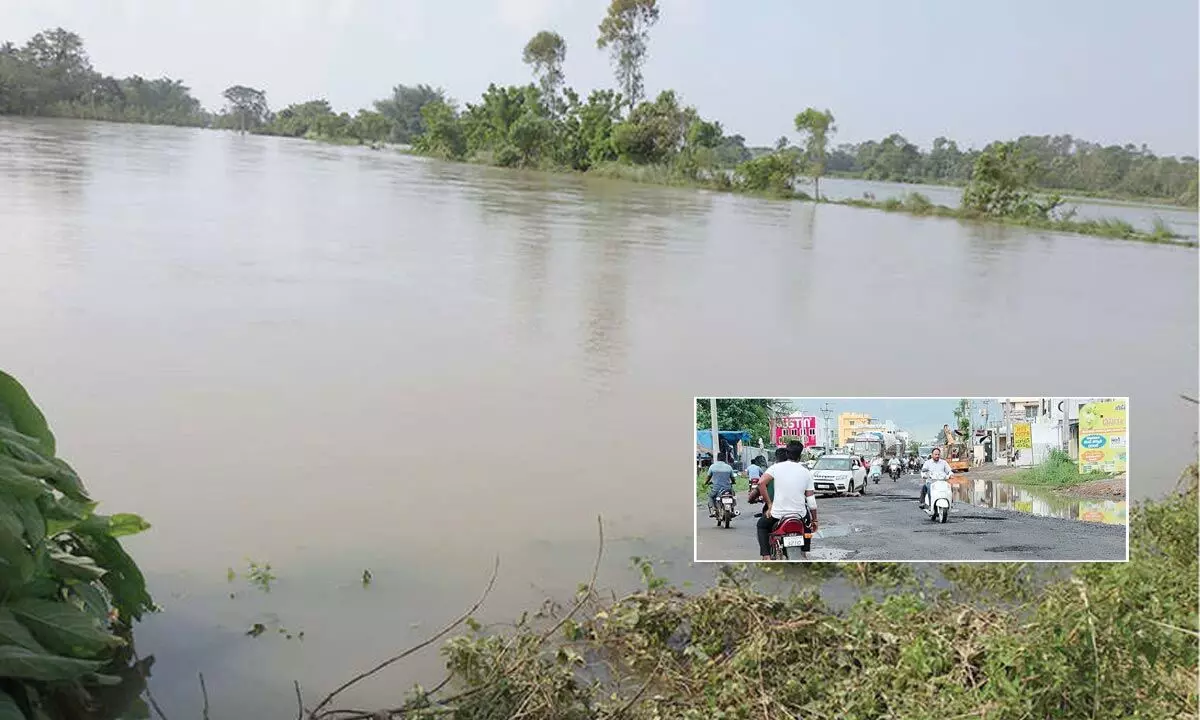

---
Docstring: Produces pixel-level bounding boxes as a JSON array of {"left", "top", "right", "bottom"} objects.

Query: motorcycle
[
  {"left": 868, "top": 463, "right": 883, "bottom": 484},
  {"left": 888, "top": 462, "right": 902, "bottom": 480},
  {"left": 715, "top": 489, "right": 739, "bottom": 528},
  {"left": 767, "top": 512, "right": 814, "bottom": 560},
  {"left": 920, "top": 471, "right": 953, "bottom": 523}
]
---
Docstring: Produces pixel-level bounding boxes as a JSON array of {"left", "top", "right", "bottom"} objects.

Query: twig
[
  {"left": 132, "top": 649, "right": 170, "bottom": 720},
  {"left": 199, "top": 672, "right": 210, "bottom": 720},
  {"left": 537, "top": 515, "right": 605, "bottom": 645},
  {"left": 295, "top": 680, "right": 305, "bottom": 720},
  {"left": 1180, "top": 394, "right": 1198, "bottom": 404},
  {"left": 309, "top": 555, "right": 501, "bottom": 718},
  {"left": 1144, "top": 617, "right": 1200, "bottom": 638},
  {"left": 605, "top": 657, "right": 663, "bottom": 719}
]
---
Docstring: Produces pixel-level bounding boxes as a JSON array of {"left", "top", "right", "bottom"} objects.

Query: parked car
[{"left": 810, "top": 454, "right": 868, "bottom": 496}]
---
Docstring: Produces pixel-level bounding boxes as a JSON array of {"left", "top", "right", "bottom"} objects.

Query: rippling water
[{"left": 0, "top": 117, "right": 1195, "bottom": 716}]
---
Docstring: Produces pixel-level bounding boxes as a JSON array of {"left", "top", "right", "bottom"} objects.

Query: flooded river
[{"left": 1, "top": 118, "right": 1196, "bottom": 717}]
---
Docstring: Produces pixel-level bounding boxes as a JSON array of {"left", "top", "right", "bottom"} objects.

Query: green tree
[
  {"left": 695, "top": 398, "right": 791, "bottom": 450},
  {"left": 553, "top": 88, "right": 622, "bottom": 170},
  {"left": 522, "top": 31, "right": 567, "bottom": 115},
  {"left": 907, "top": 439, "right": 920, "bottom": 455},
  {"left": 221, "top": 84, "right": 268, "bottom": 132},
  {"left": 412, "top": 98, "right": 466, "bottom": 160},
  {"left": 961, "top": 141, "right": 1064, "bottom": 219},
  {"left": 596, "top": 0, "right": 660, "bottom": 111},
  {"left": 734, "top": 149, "right": 802, "bottom": 196},
  {"left": 610, "top": 90, "right": 693, "bottom": 164},
  {"left": 349, "top": 109, "right": 391, "bottom": 143},
  {"left": 372, "top": 83, "right": 447, "bottom": 144},
  {"left": 793, "top": 108, "right": 835, "bottom": 200}
]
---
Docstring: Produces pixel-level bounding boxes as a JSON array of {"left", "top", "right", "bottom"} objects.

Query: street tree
[
  {"left": 596, "top": 0, "right": 660, "bottom": 111},
  {"left": 522, "top": 31, "right": 567, "bottom": 115},
  {"left": 696, "top": 398, "right": 791, "bottom": 451},
  {"left": 221, "top": 84, "right": 268, "bottom": 132},
  {"left": 793, "top": 108, "right": 835, "bottom": 200}
]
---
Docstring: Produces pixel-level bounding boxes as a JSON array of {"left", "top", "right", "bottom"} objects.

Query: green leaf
[
  {"left": 0, "top": 689, "right": 26, "bottom": 720},
  {"left": 0, "top": 371, "right": 56, "bottom": 457},
  {"left": 12, "top": 498, "right": 45, "bottom": 547},
  {"left": 0, "top": 461, "right": 49, "bottom": 501},
  {"left": 75, "top": 513, "right": 151, "bottom": 539},
  {"left": 0, "top": 607, "right": 47, "bottom": 652},
  {"left": 0, "top": 644, "right": 102, "bottom": 681},
  {"left": 68, "top": 582, "right": 111, "bottom": 621},
  {"left": 74, "top": 534, "right": 153, "bottom": 623},
  {"left": 8, "top": 598, "right": 124, "bottom": 658},
  {"left": 49, "top": 550, "right": 107, "bottom": 582},
  {"left": 107, "top": 514, "right": 151, "bottom": 538}
]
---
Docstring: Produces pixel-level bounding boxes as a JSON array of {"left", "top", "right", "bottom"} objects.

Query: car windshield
[{"left": 814, "top": 457, "right": 853, "bottom": 471}]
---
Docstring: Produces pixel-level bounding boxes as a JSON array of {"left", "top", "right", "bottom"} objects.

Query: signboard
[
  {"left": 773, "top": 416, "right": 818, "bottom": 446},
  {"left": 1079, "top": 400, "right": 1127, "bottom": 474},
  {"left": 1012, "top": 423, "right": 1032, "bottom": 450}
]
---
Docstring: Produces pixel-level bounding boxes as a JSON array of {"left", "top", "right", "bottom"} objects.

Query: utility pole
[
  {"left": 820, "top": 402, "right": 834, "bottom": 450},
  {"left": 710, "top": 398, "right": 719, "bottom": 465}
]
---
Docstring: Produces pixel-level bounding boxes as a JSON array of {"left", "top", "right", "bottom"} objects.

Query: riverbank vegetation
[
  {"left": 2, "top": 16, "right": 1197, "bottom": 217},
  {"left": 312, "top": 469, "right": 1197, "bottom": 719},
  {"left": 0, "top": 371, "right": 156, "bottom": 720}
]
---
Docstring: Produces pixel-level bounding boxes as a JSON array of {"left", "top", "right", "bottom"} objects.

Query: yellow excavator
[{"left": 940, "top": 425, "right": 971, "bottom": 473}]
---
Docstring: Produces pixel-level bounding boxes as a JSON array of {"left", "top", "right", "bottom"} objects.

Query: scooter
[
  {"left": 920, "top": 471, "right": 952, "bottom": 523},
  {"left": 888, "top": 461, "right": 902, "bottom": 480},
  {"left": 869, "top": 464, "right": 883, "bottom": 484},
  {"left": 715, "top": 489, "right": 739, "bottom": 528}
]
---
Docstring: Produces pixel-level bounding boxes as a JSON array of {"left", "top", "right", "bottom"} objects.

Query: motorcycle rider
[
  {"left": 888, "top": 455, "right": 902, "bottom": 477},
  {"left": 919, "top": 447, "right": 954, "bottom": 508},
  {"left": 704, "top": 456, "right": 736, "bottom": 517},
  {"left": 756, "top": 441, "right": 817, "bottom": 560},
  {"left": 750, "top": 448, "right": 788, "bottom": 505}
]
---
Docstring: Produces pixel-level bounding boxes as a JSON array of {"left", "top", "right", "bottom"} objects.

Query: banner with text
[{"left": 1079, "top": 400, "right": 1127, "bottom": 474}]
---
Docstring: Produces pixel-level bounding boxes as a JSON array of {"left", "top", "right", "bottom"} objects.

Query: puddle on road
[{"left": 950, "top": 478, "right": 1126, "bottom": 525}]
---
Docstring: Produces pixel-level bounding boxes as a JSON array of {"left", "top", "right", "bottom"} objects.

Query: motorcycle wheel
[{"left": 723, "top": 517, "right": 731, "bottom": 529}]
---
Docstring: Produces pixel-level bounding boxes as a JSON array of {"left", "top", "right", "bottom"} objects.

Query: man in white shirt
[
  {"left": 919, "top": 447, "right": 955, "bottom": 508},
  {"left": 756, "top": 441, "right": 817, "bottom": 560}
]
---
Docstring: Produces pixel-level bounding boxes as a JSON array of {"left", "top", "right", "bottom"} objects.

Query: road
[{"left": 695, "top": 472, "right": 1127, "bottom": 562}]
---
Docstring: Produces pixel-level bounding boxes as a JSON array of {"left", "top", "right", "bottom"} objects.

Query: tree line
[{"left": 1, "top": 6, "right": 1196, "bottom": 207}]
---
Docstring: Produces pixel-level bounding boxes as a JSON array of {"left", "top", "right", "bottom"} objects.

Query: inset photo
[{"left": 694, "top": 397, "right": 1128, "bottom": 563}]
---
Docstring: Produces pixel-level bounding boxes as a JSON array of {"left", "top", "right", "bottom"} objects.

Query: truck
[{"left": 850, "top": 431, "right": 899, "bottom": 463}]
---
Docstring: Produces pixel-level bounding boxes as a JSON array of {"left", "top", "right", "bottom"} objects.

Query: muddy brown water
[{"left": 0, "top": 117, "right": 1195, "bottom": 716}]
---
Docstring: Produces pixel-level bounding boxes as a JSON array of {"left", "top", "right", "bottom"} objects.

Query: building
[{"left": 837, "top": 412, "right": 872, "bottom": 446}]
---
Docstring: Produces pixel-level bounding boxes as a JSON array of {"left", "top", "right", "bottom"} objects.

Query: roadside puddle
[{"left": 950, "top": 478, "right": 1126, "bottom": 524}]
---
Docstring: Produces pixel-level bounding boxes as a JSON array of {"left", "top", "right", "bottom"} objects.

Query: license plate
[
  {"left": 721, "top": 498, "right": 734, "bottom": 505},
  {"left": 782, "top": 535, "right": 806, "bottom": 547},
  {"left": 815, "top": 483, "right": 833, "bottom": 490}
]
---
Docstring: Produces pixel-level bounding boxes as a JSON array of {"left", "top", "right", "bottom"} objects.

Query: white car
[{"left": 811, "top": 454, "right": 868, "bottom": 495}]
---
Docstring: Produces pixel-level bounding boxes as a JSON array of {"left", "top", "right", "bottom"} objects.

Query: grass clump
[{"left": 1010, "top": 448, "right": 1111, "bottom": 487}]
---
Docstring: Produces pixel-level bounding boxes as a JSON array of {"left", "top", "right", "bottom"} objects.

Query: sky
[
  {"left": 781, "top": 398, "right": 1001, "bottom": 445},
  {"left": 2, "top": 0, "right": 1197, "bottom": 155}
]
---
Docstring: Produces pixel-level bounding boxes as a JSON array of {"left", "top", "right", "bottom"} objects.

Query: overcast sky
[{"left": 3, "top": 0, "right": 1196, "bottom": 155}]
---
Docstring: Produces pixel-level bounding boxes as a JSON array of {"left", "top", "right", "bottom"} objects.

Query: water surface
[{"left": 0, "top": 117, "right": 1195, "bottom": 716}]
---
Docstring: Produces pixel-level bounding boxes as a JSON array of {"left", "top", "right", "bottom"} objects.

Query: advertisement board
[
  {"left": 1012, "top": 422, "right": 1032, "bottom": 450},
  {"left": 773, "top": 415, "right": 817, "bottom": 446},
  {"left": 1078, "top": 400, "right": 1127, "bottom": 474}
]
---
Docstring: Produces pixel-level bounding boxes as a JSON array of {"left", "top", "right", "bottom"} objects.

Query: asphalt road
[{"left": 695, "top": 472, "right": 1127, "bottom": 562}]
